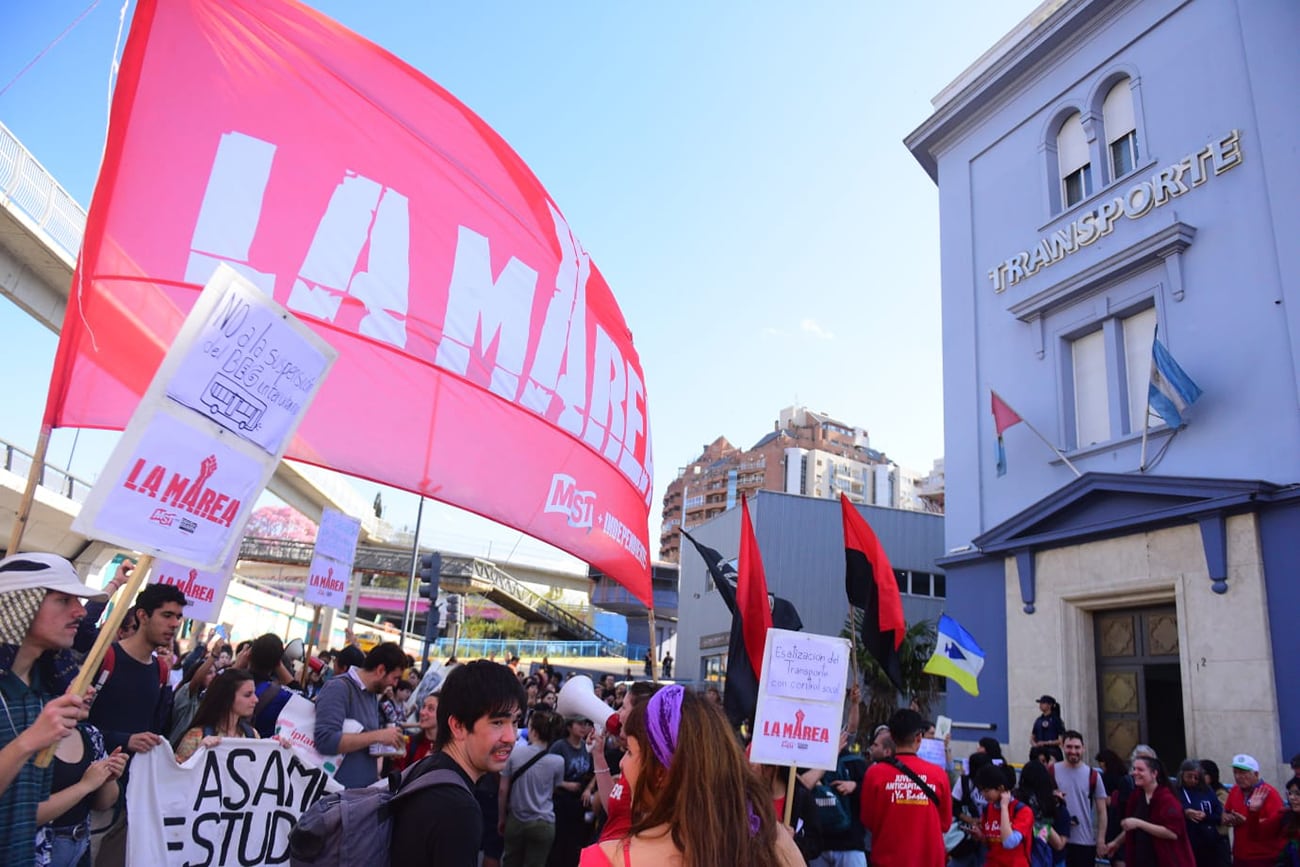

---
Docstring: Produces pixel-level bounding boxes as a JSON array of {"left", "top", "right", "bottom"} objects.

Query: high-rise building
[{"left": 658, "top": 405, "right": 940, "bottom": 561}]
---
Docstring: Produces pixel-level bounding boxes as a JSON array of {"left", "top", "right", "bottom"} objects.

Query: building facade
[
  {"left": 659, "top": 405, "right": 940, "bottom": 561},
  {"left": 906, "top": 0, "right": 1299, "bottom": 778},
  {"left": 675, "top": 490, "right": 946, "bottom": 711}
]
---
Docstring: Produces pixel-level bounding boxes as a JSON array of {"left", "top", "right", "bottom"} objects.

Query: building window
[
  {"left": 1066, "top": 304, "right": 1158, "bottom": 448},
  {"left": 1056, "top": 112, "right": 1092, "bottom": 207},
  {"left": 1103, "top": 78, "right": 1138, "bottom": 180}
]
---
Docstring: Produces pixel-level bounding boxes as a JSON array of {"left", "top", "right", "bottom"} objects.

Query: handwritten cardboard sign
[
  {"left": 72, "top": 265, "right": 337, "bottom": 571},
  {"left": 313, "top": 508, "right": 361, "bottom": 565},
  {"left": 748, "top": 628, "right": 850, "bottom": 771}
]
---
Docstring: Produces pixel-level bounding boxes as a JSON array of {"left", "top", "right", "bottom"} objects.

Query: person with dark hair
[
  {"left": 548, "top": 715, "right": 597, "bottom": 867},
  {"left": 0, "top": 552, "right": 107, "bottom": 864},
  {"left": 390, "top": 659, "right": 526, "bottom": 865},
  {"left": 579, "top": 684, "right": 803, "bottom": 867},
  {"left": 1031, "top": 695, "right": 1066, "bottom": 762},
  {"left": 979, "top": 736, "right": 1006, "bottom": 763},
  {"left": 173, "top": 669, "right": 260, "bottom": 761},
  {"left": 1018, "top": 760, "right": 1071, "bottom": 862},
  {"left": 499, "top": 709, "right": 567, "bottom": 867},
  {"left": 954, "top": 751, "right": 995, "bottom": 848},
  {"left": 332, "top": 643, "right": 364, "bottom": 675},
  {"left": 1223, "top": 753, "right": 1284, "bottom": 867},
  {"left": 1254, "top": 777, "right": 1300, "bottom": 867},
  {"left": 168, "top": 630, "right": 223, "bottom": 746},
  {"left": 395, "top": 692, "right": 438, "bottom": 771},
  {"left": 1176, "top": 759, "right": 1223, "bottom": 867},
  {"left": 975, "top": 762, "right": 1034, "bottom": 866},
  {"left": 87, "top": 579, "right": 186, "bottom": 867},
  {"left": 860, "top": 709, "right": 953, "bottom": 867},
  {"left": 1199, "top": 759, "right": 1233, "bottom": 865},
  {"left": 246, "top": 632, "right": 299, "bottom": 737},
  {"left": 1056, "top": 730, "right": 1109, "bottom": 867},
  {"left": 594, "top": 680, "right": 661, "bottom": 843},
  {"left": 1104, "top": 755, "right": 1195, "bottom": 866},
  {"left": 312, "top": 641, "right": 408, "bottom": 788}
]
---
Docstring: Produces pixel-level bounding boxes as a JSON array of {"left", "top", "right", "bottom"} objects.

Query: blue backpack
[
  {"left": 1010, "top": 803, "right": 1055, "bottom": 867},
  {"left": 811, "top": 753, "right": 867, "bottom": 835}
]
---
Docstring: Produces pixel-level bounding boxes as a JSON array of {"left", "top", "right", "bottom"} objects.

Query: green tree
[{"left": 844, "top": 613, "right": 943, "bottom": 728}]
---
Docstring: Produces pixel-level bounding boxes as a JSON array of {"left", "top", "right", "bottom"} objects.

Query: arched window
[
  {"left": 1103, "top": 78, "right": 1139, "bottom": 180},
  {"left": 1056, "top": 112, "right": 1092, "bottom": 207}
]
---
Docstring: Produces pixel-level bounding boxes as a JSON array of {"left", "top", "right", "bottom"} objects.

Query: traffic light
[
  {"left": 418, "top": 552, "right": 442, "bottom": 644},
  {"left": 445, "top": 593, "right": 462, "bottom": 625}
]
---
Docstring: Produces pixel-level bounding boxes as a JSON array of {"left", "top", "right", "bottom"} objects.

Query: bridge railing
[
  {"left": 0, "top": 121, "right": 86, "bottom": 261},
  {"left": 0, "top": 436, "right": 93, "bottom": 504}
]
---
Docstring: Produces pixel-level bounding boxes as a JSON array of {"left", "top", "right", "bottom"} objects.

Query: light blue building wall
[{"left": 908, "top": 0, "right": 1299, "bottom": 778}]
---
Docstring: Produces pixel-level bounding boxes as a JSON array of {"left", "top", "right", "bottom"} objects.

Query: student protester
[
  {"left": 499, "top": 709, "right": 566, "bottom": 867},
  {"left": 1104, "top": 755, "right": 1195, "bottom": 867},
  {"left": 389, "top": 659, "right": 526, "bottom": 866},
  {"left": 394, "top": 692, "right": 438, "bottom": 771},
  {"left": 34, "top": 720, "right": 126, "bottom": 867},
  {"left": 1198, "top": 759, "right": 1233, "bottom": 866},
  {"left": 174, "top": 669, "right": 261, "bottom": 761},
  {"left": 976, "top": 763, "right": 1035, "bottom": 867},
  {"left": 1055, "top": 730, "right": 1109, "bottom": 867},
  {"left": 756, "top": 762, "right": 822, "bottom": 863},
  {"left": 860, "top": 709, "right": 953, "bottom": 867},
  {"left": 167, "top": 631, "right": 222, "bottom": 746},
  {"left": 245, "top": 633, "right": 299, "bottom": 737},
  {"left": 313, "top": 642, "right": 408, "bottom": 788},
  {"left": 1017, "top": 760, "right": 1071, "bottom": 864},
  {"left": 578, "top": 684, "right": 803, "bottom": 867},
  {"left": 593, "top": 681, "right": 661, "bottom": 843},
  {"left": 1253, "top": 777, "right": 1300, "bottom": 867},
  {"left": 0, "top": 552, "right": 106, "bottom": 864}
]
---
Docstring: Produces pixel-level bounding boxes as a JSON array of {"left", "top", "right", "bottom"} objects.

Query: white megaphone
[
  {"left": 283, "top": 638, "right": 305, "bottom": 667},
  {"left": 556, "top": 675, "right": 622, "bottom": 740}
]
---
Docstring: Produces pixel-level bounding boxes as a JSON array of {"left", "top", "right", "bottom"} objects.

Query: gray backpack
[{"left": 288, "top": 758, "right": 468, "bottom": 866}]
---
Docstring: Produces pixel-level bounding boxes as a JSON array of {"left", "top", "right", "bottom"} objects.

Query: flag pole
[
  {"left": 6, "top": 424, "right": 52, "bottom": 554},
  {"left": 1139, "top": 329, "right": 1156, "bottom": 472},
  {"left": 646, "top": 605, "right": 658, "bottom": 681},
  {"left": 1016, "top": 414, "right": 1082, "bottom": 477}
]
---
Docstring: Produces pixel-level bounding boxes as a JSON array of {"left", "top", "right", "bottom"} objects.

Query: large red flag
[
  {"left": 737, "top": 496, "right": 773, "bottom": 673},
  {"left": 43, "top": 0, "right": 653, "bottom": 603},
  {"left": 840, "top": 493, "right": 905, "bottom": 691}
]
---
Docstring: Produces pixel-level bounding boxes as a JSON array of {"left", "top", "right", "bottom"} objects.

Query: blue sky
[{"left": 1, "top": 0, "right": 1037, "bottom": 572}]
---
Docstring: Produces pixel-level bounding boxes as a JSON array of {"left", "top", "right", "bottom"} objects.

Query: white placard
[
  {"left": 764, "top": 630, "right": 851, "bottom": 702},
  {"left": 166, "top": 271, "right": 333, "bottom": 456},
  {"left": 72, "top": 265, "right": 337, "bottom": 571},
  {"left": 274, "top": 692, "right": 343, "bottom": 777},
  {"left": 303, "top": 552, "right": 351, "bottom": 609},
  {"left": 748, "top": 628, "right": 851, "bottom": 771},
  {"left": 918, "top": 736, "right": 948, "bottom": 769},
  {"left": 314, "top": 507, "right": 361, "bottom": 565},
  {"left": 150, "top": 557, "right": 234, "bottom": 623},
  {"left": 74, "top": 410, "right": 265, "bottom": 569}
]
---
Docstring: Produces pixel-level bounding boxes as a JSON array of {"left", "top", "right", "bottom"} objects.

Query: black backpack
[{"left": 811, "top": 753, "right": 867, "bottom": 835}]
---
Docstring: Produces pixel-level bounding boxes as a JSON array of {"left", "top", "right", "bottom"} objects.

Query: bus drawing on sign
[{"left": 201, "top": 374, "right": 266, "bottom": 431}]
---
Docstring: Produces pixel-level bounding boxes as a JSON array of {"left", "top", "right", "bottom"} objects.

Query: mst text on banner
[
  {"left": 126, "top": 739, "right": 341, "bottom": 865},
  {"left": 44, "top": 0, "right": 654, "bottom": 603}
]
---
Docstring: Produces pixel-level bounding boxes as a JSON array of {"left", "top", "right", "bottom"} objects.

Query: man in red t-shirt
[{"left": 860, "top": 709, "right": 952, "bottom": 867}]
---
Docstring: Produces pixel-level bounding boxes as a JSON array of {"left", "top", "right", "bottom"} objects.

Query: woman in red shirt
[
  {"left": 976, "top": 764, "right": 1035, "bottom": 867},
  {"left": 1106, "top": 756, "right": 1196, "bottom": 867}
]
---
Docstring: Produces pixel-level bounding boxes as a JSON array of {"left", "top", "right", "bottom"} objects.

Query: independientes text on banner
[{"left": 46, "top": 0, "right": 654, "bottom": 603}]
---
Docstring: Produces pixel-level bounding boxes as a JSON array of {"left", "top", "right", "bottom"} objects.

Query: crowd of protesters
[{"left": 2, "top": 550, "right": 1299, "bottom": 867}]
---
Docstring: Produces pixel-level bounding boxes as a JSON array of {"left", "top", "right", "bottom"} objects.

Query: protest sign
[
  {"left": 127, "top": 738, "right": 340, "bottom": 865},
  {"left": 72, "top": 265, "right": 337, "bottom": 570},
  {"left": 303, "top": 551, "right": 351, "bottom": 609},
  {"left": 409, "top": 660, "right": 453, "bottom": 717},
  {"left": 313, "top": 507, "right": 361, "bottom": 565},
  {"left": 303, "top": 508, "right": 361, "bottom": 608},
  {"left": 274, "top": 692, "right": 343, "bottom": 777},
  {"left": 918, "top": 736, "right": 948, "bottom": 769},
  {"left": 748, "top": 628, "right": 851, "bottom": 771},
  {"left": 151, "top": 556, "right": 235, "bottom": 623}
]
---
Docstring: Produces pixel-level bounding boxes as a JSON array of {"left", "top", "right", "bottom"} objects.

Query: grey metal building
[{"left": 675, "top": 489, "right": 946, "bottom": 707}]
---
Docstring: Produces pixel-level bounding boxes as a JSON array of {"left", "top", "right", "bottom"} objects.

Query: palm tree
[{"left": 843, "top": 613, "right": 942, "bottom": 729}]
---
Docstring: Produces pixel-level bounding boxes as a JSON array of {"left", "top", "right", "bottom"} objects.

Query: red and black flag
[
  {"left": 840, "top": 493, "right": 905, "bottom": 691},
  {"left": 681, "top": 507, "right": 801, "bottom": 730}
]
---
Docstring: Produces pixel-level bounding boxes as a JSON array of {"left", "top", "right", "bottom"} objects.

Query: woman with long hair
[
  {"left": 174, "top": 669, "right": 259, "bottom": 762},
  {"left": 593, "top": 681, "right": 660, "bottom": 843},
  {"left": 1175, "top": 759, "right": 1223, "bottom": 867},
  {"left": 579, "top": 685, "right": 802, "bottom": 867},
  {"left": 1016, "top": 759, "right": 1070, "bottom": 861},
  {"left": 1105, "top": 755, "right": 1195, "bottom": 867},
  {"left": 499, "top": 709, "right": 567, "bottom": 867}
]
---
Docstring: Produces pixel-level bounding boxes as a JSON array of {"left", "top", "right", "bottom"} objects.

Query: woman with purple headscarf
[{"left": 578, "top": 685, "right": 803, "bottom": 867}]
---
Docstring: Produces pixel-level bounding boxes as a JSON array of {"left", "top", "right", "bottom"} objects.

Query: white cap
[
  {"left": 0, "top": 553, "right": 109, "bottom": 601},
  {"left": 1231, "top": 754, "right": 1260, "bottom": 773}
]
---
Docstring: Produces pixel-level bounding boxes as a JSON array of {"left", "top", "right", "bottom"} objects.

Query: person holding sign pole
[
  {"left": 0, "top": 552, "right": 108, "bottom": 865},
  {"left": 578, "top": 685, "right": 804, "bottom": 867}
]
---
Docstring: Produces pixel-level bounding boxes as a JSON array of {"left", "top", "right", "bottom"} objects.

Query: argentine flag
[
  {"left": 1148, "top": 336, "right": 1202, "bottom": 428},
  {"left": 923, "top": 615, "right": 985, "bottom": 696}
]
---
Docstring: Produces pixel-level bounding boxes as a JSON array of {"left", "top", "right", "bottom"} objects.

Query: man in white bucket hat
[{"left": 0, "top": 551, "right": 109, "bottom": 863}]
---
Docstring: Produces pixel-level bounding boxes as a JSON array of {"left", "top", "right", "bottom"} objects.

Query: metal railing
[
  {"left": 428, "top": 638, "right": 629, "bottom": 660},
  {"left": 237, "top": 536, "right": 626, "bottom": 655},
  {"left": 0, "top": 121, "right": 85, "bottom": 261},
  {"left": 1, "top": 437, "right": 93, "bottom": 504}
]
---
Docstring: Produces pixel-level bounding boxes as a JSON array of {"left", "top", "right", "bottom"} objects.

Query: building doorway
[{"left": 1094, "top": 606, "right": 1186, "bottom": 764}]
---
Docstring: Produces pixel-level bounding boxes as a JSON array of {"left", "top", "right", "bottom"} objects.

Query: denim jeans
[
  {"left": 47, "top": 828, "right": 90, "bottom": 867},
  {"left": 811, "top": 850, "right": 867, "bottom": 867}
]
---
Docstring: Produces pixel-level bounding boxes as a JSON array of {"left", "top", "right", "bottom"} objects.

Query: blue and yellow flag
[{"left": 923, "top": 614, "right": 985, "bottom": 696}]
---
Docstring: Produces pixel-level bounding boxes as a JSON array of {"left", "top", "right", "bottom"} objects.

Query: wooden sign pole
[
  {"left": 35, "top": 554, "right": 154, "bottom": 768},
  {"left": 5, "top": 425, "right": 52, "bottom": 555}
]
